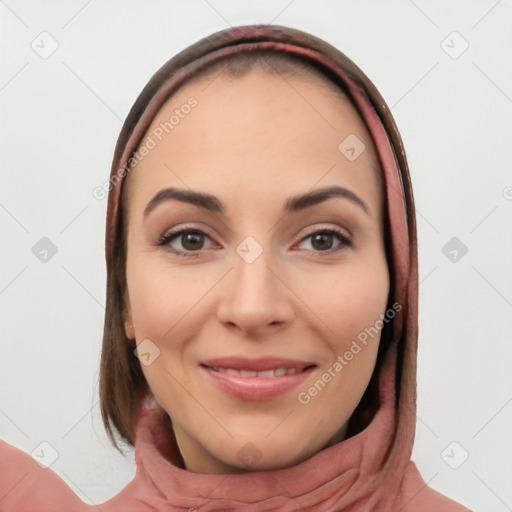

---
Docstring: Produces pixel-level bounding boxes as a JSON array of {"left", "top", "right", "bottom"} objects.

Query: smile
[
  {"left": 205, "top": 366, "right": 302, "bottom": 377},
  {"left": 199, "top": 357, "right": 317, "bottom": 401}
]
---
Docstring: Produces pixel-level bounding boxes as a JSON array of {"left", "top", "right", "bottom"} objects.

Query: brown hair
[{"left": 99, "top": 27, "right": 411, "bottom": 455}]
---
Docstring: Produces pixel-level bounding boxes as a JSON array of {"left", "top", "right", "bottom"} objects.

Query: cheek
[
  {"left": 126, "top": 257, "right": 204, "bottom": 410},
  {"left": 126, "top": 255, "right": 218, "bottom": 406},
  {"left": 302, "top": 257, "right": 389, "bottom": 346},
  {"left": 294, "top": 260, "right": 388, "bottom": 424},
  {"left": 126, "top": 254, "right": 206, "bottom": 338}
]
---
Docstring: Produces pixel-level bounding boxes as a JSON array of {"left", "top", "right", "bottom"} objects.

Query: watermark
[
  {"left": 440, "top": 31, "right": 469, "bottom": 60},
  {"left": 237, "top": 442, "right": 263, "bottom": 467},
  {"left": 297, "top": 301, "right": 402, "bottom": 405},
  {"left": 92, "top": 96, "right": 198, "bottom": 200},
  {"left": 31, "top": 441, "right": 59, "bottom": 469},
  {"left": 134, "top": 338, "right": 161, "bottom": 366},
  {"left": 32, "top": 236, "right": 58, "bottom": 263},
  {"left": 236, "top": 236, "right": 264, "bottom": 264},
  {"left": 442, "top": 236, "right": 468, "bottom": 263},
  {"left": 441, "top": 441, "right": 469, "bottom": 469},
  {"left": 338, "top": 133, "right": 365, "bottom": 161},
  {"left": 31, "top": 31, "right": 59, "bottom": 60}
]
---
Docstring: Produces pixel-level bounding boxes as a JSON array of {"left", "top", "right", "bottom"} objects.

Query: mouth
[
  {"left": 199, "top": 357, "right": 317, "bottom": 401},
  {"left": 200, "top": 356, "right": 316, "bottom": 375},
  {"left": 200, "top": 365, "right": 316, "bottom": 378}
]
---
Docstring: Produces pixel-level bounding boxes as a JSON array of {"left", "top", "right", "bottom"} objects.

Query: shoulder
[
  {"left": 0, "top": 439, "right": 89, "bottom": 511},
  {"left": 398, "top": 460, "right": 474, "bottom": 512}
]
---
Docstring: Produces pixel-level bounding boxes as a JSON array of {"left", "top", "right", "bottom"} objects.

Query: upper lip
[{"left": 200, "top": 357, "right": 317, "bottom": 372}]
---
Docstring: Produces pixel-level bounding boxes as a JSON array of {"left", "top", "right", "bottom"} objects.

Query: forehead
[{"left": 124, "top": 67, "right": 383, "bottom": 216}]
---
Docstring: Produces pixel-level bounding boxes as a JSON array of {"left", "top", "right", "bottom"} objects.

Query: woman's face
[{"left": 122, "top": 67, "right": 389, "bottom": 474}]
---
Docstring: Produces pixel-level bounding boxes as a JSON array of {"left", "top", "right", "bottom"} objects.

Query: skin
[{"left": 122, "top": 67, "right": 389, "bottom": 474}]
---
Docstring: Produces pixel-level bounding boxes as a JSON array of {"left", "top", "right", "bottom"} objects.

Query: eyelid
[
  {"left": 296, "top": 223, "right": 352, "bottom": 243},
  {"left": 158, "top": 222, "right": 216, "bottom": 242},
  {"left": 156, "top": 222, "right": 353, "bottom": 257},
  {"left": 158, "top": 222, "right": 351, "bottom": 244},
  {"left": 291, "top": 224, "right": 352, "bottom": 255}
]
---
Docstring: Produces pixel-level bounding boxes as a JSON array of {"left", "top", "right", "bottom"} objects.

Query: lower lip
[{"left": 200, "top": 365, "right": 316, "bottom": 401}]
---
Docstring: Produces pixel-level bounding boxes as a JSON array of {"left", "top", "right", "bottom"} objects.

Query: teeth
[
  {"left": 240, "top": 369, "right": 258, "bottom": 377},
  {"left": 210, "top": 366, "right": 301, "bottom": 377}
]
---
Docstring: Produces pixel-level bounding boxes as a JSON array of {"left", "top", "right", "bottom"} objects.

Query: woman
[{"left": 0, "top": 24, "right": 471, "bottom": 511}]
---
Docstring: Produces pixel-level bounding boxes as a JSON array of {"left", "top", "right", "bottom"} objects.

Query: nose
[{"left": 216, "top": 249, "right": 295, "bottom": 336}]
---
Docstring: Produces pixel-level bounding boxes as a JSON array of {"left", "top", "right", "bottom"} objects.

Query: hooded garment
[{"left": 0, "top": 24, "right": 472, "bottom": 512}]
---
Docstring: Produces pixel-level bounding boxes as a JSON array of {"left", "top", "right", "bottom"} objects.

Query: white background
[{"left": 1, "top": 1, "right": 511, "bottom": 511}]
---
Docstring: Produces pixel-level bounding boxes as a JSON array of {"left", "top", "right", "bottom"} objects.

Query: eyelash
[{"left": 156, "top": 225, "right": 352, "bottom": 258}]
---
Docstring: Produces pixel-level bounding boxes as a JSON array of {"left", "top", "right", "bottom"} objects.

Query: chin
[{"left": 215, "top": 435, "right": 317, "bottom": 473}]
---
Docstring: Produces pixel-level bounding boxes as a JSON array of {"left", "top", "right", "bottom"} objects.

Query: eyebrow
[{"left": 143, "top": 184, "right": 369, "bottom": 218}]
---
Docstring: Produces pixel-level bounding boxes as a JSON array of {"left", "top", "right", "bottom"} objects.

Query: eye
[
  {"left": 156, "top": 226, "right": 352, "bottom": 258},
  {"left": 157, "top": 228, "right": 216, "bottom": 257},
  {"left": 296, "top": 228, "right": 352, "bottom": 254}
]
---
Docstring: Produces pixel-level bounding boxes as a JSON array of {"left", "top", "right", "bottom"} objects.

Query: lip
[
  {"left": 200, "top": 356, "right": 316, "bottom": 372},
  {"left": 199, "top": 357, "right": 317, "bottom": 402}
]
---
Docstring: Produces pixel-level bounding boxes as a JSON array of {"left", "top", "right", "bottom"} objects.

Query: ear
[{"left": 123, "top": 290, "right": 135, "bottom": 340}]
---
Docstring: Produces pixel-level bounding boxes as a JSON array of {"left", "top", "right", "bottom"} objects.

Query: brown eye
[
  {"left": 180, "top": 231, "right": 205, "bottom": 250},
  {"left": 311, "top": 232, "right": 335, "bottom": 251},
  {"left": 298, "top": 229, "right": 351, "bottom": 254},
  {"left": 157, "top": 228, "right": 215, "bottom": 257}
]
